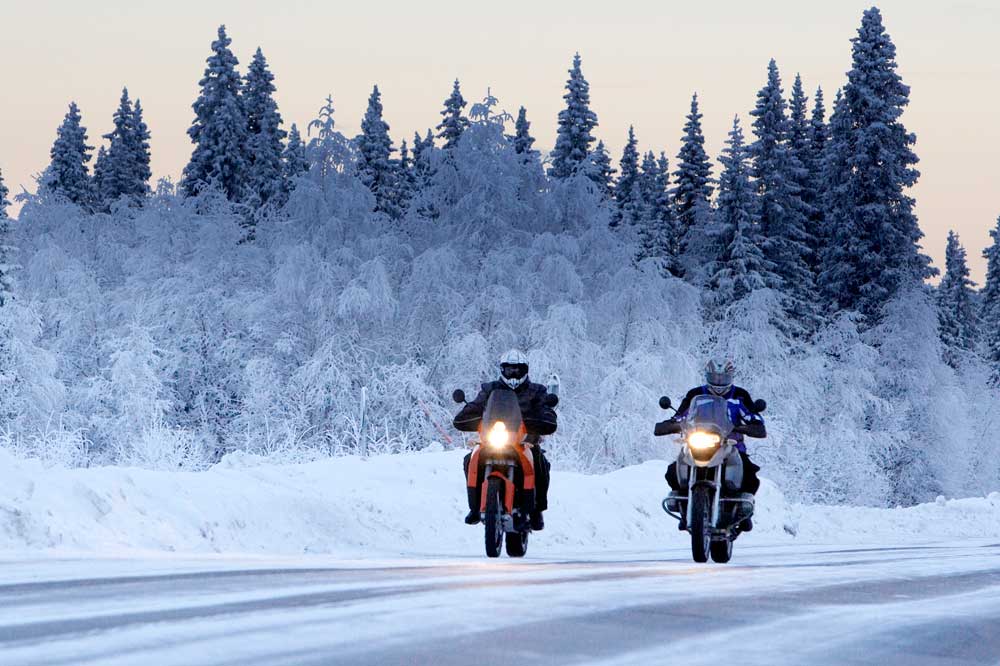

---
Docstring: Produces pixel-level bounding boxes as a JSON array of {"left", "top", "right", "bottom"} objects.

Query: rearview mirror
[
  {"left": 752, "top": 399, "right": 767, "bottom": 413},
  {"left": 658, "top": 396, "right": 672, "bottom": 410},
  {"left": 452, "top": 389, "right": 466, "bottom": 404},
  {"left": 544, "top": 393, "right": 559, "bottom": 408}
]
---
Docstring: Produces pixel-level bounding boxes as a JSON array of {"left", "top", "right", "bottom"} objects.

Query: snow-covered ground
[
  {"left": 2, "top": 446, "right": 1000, "bottom": 557},
  {"left": 3, "top": 448, "right": 1000, "bottom": 665}
]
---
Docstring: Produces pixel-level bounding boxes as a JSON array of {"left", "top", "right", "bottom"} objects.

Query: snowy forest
[{"left": 1, "top": 6, "right": 998, "bottom": 509}]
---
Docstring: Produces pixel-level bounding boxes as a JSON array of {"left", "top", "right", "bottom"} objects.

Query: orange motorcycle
[{"left": 453, "top": 387, "right": 549, "bottom": 558}]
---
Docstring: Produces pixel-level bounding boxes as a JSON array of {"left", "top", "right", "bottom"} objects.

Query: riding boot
[
  {"left": 530, "top": 511, "right": 545, "bottom": 531},
  {"left": 464, "top": 487, "right": 480, "bottom": 525}
]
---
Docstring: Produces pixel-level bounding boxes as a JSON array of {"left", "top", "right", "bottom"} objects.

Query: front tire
[
  {"left": 505, "top": 529, "right": 529, "bottom": 557},
  {"left": 484, "top": 478, "right": 504, "bottom": 558},
  {"left": 689, "top": 487, "right": 712, "bottom": 563},
  {"left": 710, "top": 538, "right": 733, "bottom": 563}
]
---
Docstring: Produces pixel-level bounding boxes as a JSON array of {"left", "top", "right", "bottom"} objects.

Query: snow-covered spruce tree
[
  {"left": 548, "top": 53, "right": 598, "bottom": 180},
  {"left": 823, "top": 7, "right": 935, "bottom": 319},
  {"left": 981, "top": 217, "right": 1000, "bottom": 378},
  {"left": 282, "top": 123, "right": 309, "bottom": 184},
  {"left": 804, "top": 86, "right": 828, "bottom": 268},
  {"left": 305, "top": 95, "right": 353, "bottom": 179},
  {"left": 0, "top": 168, "right": 11, "bottom": 305},
  {"left": 750, "top": 60, "right": 817, "bottom": 335},
  {"left": 512, "top": 106, "right": 536, "bottom": 156},
  {"left": 410, "top": 129, "right": 435, "bottom": 189},
  {"left": 181, "top": 25, "right": 248, "bottom": 201},
  {"left": 611, "top": 125, "right": 640, "bottom": 227},
  {"left": 356, "top": 85, "right": 400, "bottom": 219},
  {"left": 41, "top": 102, "right": 94, "bottom": 208},
  {"left": 709, "top": 116, "right": 771, "bottom": 305},
  {"left": 818, "top": 89, "right": 854, "bottom": 305},
  {"left": 672, "top": 93, "right": 713, "bottom": 272},
  {"left": 936, "top": 230, "right": 978, "bottom": 364},
  {"left": 130, "top": 99, "right": 152, "bottom": 197},
  {"left": 635, "top": 151, "right": 675, "bottom": 273},
  {"left": 437, "top": 79, "right": 470, "bottom": 150},
  {"left": 97, "top": 88, "right": 149, "bottom": 207},
  {"left": 788, "top": 75, "right": 822, "bottom": 272},
  {"left": 92, "top": 146, "right": 108, "bottom": 207},
  {"left": 395, "top": 139, "right": 416, "bottom": 213},
  {"left": 583, "top": 140, "right": 615, "bottom": 200},
  {"left": 243, "top": 48, "right": 287, "bottom": 208}
]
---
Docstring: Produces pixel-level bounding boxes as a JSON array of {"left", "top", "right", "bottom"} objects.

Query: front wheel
[
  {"left": 689, "top": 487, "right": 712, "bottom": 563},
  {"left": 484, "top": 478, "right": 504, "bottom": 558}
]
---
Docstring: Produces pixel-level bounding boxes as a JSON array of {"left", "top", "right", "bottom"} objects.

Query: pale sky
[{"left": 3, "top": 0, "right": 998, "bottom": 281}]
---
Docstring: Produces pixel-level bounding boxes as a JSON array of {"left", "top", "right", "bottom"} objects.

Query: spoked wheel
[
  {"left": 505, "top": 529, "right": 529, "bottom": 557},
  {"left": 689, "top": 487, "right": 712, "bottom": 563},
  {"left": 710, "top": 538, "right": 733, "bottom": 563},
  {"left": 484, "top": 478, "right": 504, "bottom": 558}
]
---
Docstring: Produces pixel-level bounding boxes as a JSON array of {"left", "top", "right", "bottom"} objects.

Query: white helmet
[
  {"left": 499, "top": 349, "right": 529, "bottom": 389},
  {"left": 705, "top": 359, "right": 735, "bottom": 396}
]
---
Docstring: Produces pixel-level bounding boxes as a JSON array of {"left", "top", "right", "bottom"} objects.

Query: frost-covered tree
[
  {"left": 788, "top": 75, "right": 821, "bottom": 255},
  {"left": 395, "top": 139, "right": 416, "bottom": 212},
  {"left": 181, "top": 25, "right": 248, "bottom": 201},
  {"left": 512, "top": 106, "right": 536, "bottom": 156},
  {"left": 41, "top": 102, "right": 93, "bottom": 207},
  {"left": 548, "top": 53, "right": 598, "bottom": 179},
  {"left": 437, "top": 79, "right": 470, "bottom": 150},
  {"left": 709, "top": 116, "right": 770, "bottom": 304},
  {"left": 412, "top": 129, "right": 435, "bottom": 189},
  {"left": 804, "top": 86, "right": 828, "bottom": 267},
  {"left": 819, "top": 89, "right": 853, "bottom": 304},
  {"left": 306, "top": 95, "right": 352, "bottom": 179},
  {"left": 130, "top": 99, "right": 152, "bottom": 195},
  {"left": 981, "top": 217, "right": 1000, "bottom": 375},
  {"left": 750, "top": 60, "right": 816, "bottom": 335},
  {"left": 583, "top": 140, "right": 615, "bottom": 200},
  {"left": 97, "top": 88, "right": 150, "bottom": 207},
  {"left": 672, "top": 93, "right": 713, "bottom": 265},
  {"left": 612, "top": 126, "right": 640, "bottom": 227},
  {"left": 243, "top": 48, "right": 287, "bottom": 207},
  {"left": 356, "top": 85, "right": 400, "bottom": 218},
  {"left": 282, "top": 123, "right": 309, "bottom": 184},
  {"left": 823, "top": 8, "right": 935, "bottom": 318},
  {"left": 635, "top": 151, "right": 675, "bottom": 273},
  {"left": 936, "top": 231, "right": 978, "bottom": 363}
]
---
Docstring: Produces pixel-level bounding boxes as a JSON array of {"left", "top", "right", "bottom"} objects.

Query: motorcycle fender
[
  {"left": 480, "top": 471, "right": 516, "bottom": 514},
  {"left": 518, "top": 444, "right": 535, "bottom": 490}
]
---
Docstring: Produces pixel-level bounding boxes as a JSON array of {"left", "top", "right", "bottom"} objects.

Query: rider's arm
[
  {"left": 453, "top": 386, "right": 490, "bottom": 432},
  {"left": 732, "top": 387, "right": 766, "bottom": 438},
  {"left": 524, "top": 385, "right": 557, "bottom": 436},
  {"left": 654, "top": 388, "right": 700, "bottom": 436}
]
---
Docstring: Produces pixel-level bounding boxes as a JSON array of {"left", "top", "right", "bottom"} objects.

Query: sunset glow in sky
[{"left": 3, "top": 0, "right": 999, "bottom": 280}]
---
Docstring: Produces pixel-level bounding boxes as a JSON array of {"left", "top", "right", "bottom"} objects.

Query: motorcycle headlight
[
  {"left": 687, "top": 431, "right": 721, "bottom": 450},
  {"left": 487, "top": 422, "right": 510, "bottom": 449}
]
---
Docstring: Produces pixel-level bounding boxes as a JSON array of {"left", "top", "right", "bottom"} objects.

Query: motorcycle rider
[
  {"left": 656, "top": 359, "right": 766, "bottom": 531},
  {"left": 454, "top": 349, "right": 555, "bottom": 531}
]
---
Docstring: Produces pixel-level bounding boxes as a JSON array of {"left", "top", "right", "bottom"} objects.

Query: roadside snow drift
[{"left": 1, "top": 447, "right": 999, "bottom": 556}]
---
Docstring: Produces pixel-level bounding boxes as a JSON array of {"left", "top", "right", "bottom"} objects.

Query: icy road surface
[{"left": 1, "top": 542, "right": 998, "bottom": 666}]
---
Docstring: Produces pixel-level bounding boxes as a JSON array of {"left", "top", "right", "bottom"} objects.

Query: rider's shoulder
[{"left": 730, "top": 386, "right": 754, "bottom": 402}]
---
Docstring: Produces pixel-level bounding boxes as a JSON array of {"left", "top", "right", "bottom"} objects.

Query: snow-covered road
[{"left": 1, "top": 541, "right": 998, "bottom": 666}]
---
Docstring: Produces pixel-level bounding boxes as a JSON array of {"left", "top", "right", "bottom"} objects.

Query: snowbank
[{"left": 1, "top": 447, "right": 999, "bottom": 556}]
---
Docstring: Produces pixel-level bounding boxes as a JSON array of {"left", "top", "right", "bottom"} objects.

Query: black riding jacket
[{"left": 453, "top": 380, "right": 557, "bottom": 436}]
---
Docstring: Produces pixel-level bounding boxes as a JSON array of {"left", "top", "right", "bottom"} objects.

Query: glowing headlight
[
  {"left": 487, "top": 422, "right": 510, "bottom": 449},
  {"left": 687, "top": 431, "right": 721, "bottom": 450}
]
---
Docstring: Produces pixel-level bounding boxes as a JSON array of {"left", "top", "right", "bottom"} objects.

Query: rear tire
[
  {"left": 710, "top": 538, "right": 733, "bottom": 563},
  {"left": 484, "top": 478, "right": 504, "bottom": 558},
  {"left": 689, "top": 487, "right": 712, "bottom": 563},
  {"left": 505, "top": 529, "right": 529, "bottom": 557}
]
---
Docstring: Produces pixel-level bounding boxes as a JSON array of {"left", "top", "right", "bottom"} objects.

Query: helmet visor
[
  {"left": 706, "top": 371, "right": 732, "bottom": 390},
  {"left": 500, "top": 363, "right": 528, "bottom": 381}
]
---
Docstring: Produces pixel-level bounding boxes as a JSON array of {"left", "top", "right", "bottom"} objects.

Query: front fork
[{"left": 685, "top": 465, "right": 722, "bottom": 529}]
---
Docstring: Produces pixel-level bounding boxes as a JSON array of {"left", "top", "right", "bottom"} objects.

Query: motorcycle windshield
[
  {"left": 481, "top": 388, "right": 524, "bottom": 438},
  {"left": 685, "top": 394, "right": 735, "bottom": 439}
]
